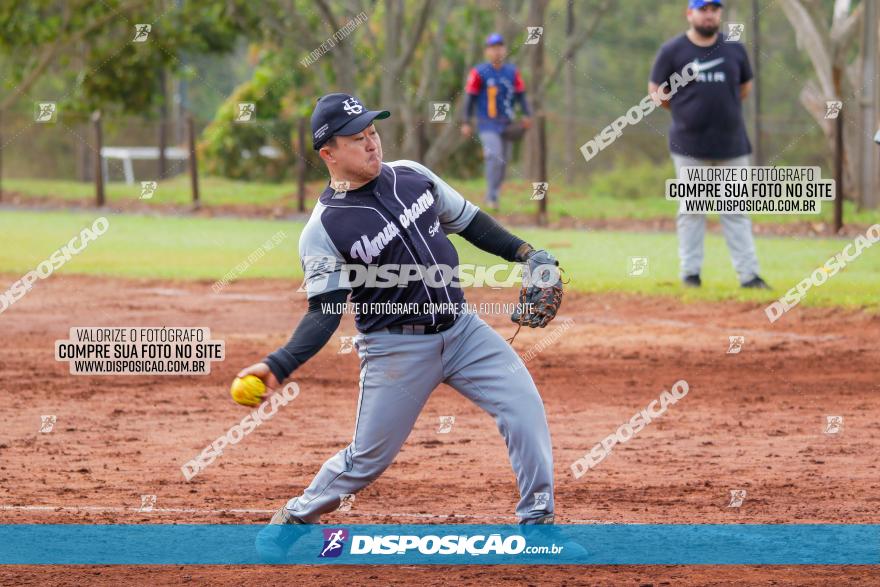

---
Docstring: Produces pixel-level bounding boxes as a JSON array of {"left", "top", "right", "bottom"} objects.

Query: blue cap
[
  {"left": 311, "top": 93, "right": 390, "bottom": 150},
  {"left": 689, "top": 0, "right": 723, "bottom": 8},
  {"left": 485, "top": 33, "right": 504, "bottom": 46}
]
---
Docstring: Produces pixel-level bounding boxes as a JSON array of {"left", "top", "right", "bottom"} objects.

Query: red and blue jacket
[{"left": 464, "top": 62, "right": 531, "bottom": 133}]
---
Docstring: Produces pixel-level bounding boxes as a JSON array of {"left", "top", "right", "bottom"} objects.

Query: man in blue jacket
[{"left": 461, "top": 33, "right": 532, "bottom": 211}]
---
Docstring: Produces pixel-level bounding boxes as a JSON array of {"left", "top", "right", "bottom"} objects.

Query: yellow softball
[{"left": 230, "top": 375, "right": 267, "bottom": 407}]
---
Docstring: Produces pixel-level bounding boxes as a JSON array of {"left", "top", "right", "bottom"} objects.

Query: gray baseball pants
[
  {"left": 672, "top": 153, "right": 761, "bottom": 283},
  {"left": 284, "top": 311, "right": 555, "bottom": 523},
  {"left": 478, "top": 130, "right": 513, "bottom": 205}
]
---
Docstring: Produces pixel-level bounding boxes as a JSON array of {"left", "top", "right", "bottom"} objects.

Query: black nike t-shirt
[{"left": 650, "top": 33, "right": 753, "bottom": 159}]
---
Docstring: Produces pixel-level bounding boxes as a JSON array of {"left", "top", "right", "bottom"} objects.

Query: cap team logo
[
  {"left": 342, "top": 98, "right": 364, "bottom": 116},
  {"left": 319, "top": 528, "right": 349, "bottom": 558}
]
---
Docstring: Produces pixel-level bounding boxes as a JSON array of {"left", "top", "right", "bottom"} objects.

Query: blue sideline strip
[{"left": 1, "top": 524, "right": 877, "bottom": 565}]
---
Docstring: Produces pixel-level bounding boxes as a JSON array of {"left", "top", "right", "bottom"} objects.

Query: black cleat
[
  {"left": 741, "top": 276, "right": 771, "bottom": 289},
  {"left": 682, "top": 274, "right": 702, "bottom": 288}
]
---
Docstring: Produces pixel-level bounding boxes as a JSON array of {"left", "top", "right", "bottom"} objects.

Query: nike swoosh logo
[{"left": 691, "top": 57, "right": 725, "bottom": 72}]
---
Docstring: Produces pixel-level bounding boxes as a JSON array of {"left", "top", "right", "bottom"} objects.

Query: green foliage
[
  {"left": 197, "top": 2, "right": 333, "bottom": 181},
  {"left": 0, "top": 0, "right": 860, "bottom": 189},
  {"left": 0, "top": 0, "right": 263, "bottom": 120},
  {"left": 588, "top": 160, "right": 676, "bottom": 200},
  {"left": 198, "top": 62, "right": 298, "bottom": 181}
]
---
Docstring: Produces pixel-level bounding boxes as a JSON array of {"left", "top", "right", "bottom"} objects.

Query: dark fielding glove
[{"left": 510, "top": 248, "right": 564, "bottom": 328}]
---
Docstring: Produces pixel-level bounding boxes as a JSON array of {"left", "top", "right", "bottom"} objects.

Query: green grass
[
  {"left": 2, "top": 176, "right": 303, "bottom": 208},
  {"left": 1, "top": 210, "right": 877, "bottom": 310},
  {"left": 6, "top": 172, "right": 880, "bottom": 227},
  {"left": 0, "top": 211, "right": 297, "bottom": 281},
  {"left": 480, "top": 178, "right": 880, "bottom": 227}
]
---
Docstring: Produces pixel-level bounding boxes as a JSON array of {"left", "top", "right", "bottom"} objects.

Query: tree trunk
[
  {"left": 564, "top": 0, "right": 576, "bottom": 184},
  {"left": 0, "top": 109, "right": 3, "bottom": 201},
  {"left": 93, "top": 111, "right": 105, "bottom": 207},
  {"left": 77, "top": 124, "right": 92, "bottom": 181},
  {"left": 860, "top": 0, "right": 879, "bottom": 209},
  {"left": 424, "top": 14, "right": 482, "bottom": 169},
  {"left": 376, "top": 0, "right": 433, "bottom": 160},
  {"left": 158, "top": 68, "right": 168, "bottom": 180},
  {"left": 402, "top": 1, "right": 451, "bottom": 157},
  {"left": 780, "top": 0, "right": 865, "bottom": 206},
  {"left": 750, "top": 0, "right": 763, "bottom": 166},
  {"left": 524, "top": 0, "right": 548, "bottom": 181}
]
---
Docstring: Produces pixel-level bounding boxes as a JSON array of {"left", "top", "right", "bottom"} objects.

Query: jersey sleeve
[
  {"left": 465, "top": 67, "right": 482, "bottom": 95},
  {"left": 390, "top": 160, "right": 479, "bottom": 234},
  {"left": 298, "top": 205, "right": 352, "bottom": 298},
  {"left": 649, "top": 43, "right": 675, "bottom": 86},
  {"left": 738, "top": 44, "right": 754, "bottom": 84},
  {"left": 513, "top": 68, "right": 526, "bottom": 93}
]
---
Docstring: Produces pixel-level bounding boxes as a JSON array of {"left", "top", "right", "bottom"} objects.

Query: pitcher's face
[{"left": 321, "top": 124, "right": 383, "bottom": 181}]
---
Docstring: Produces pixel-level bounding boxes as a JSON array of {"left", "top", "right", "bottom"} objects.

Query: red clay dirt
[{"left": 1, "top": 274, "right": 878, "bottom": 585}]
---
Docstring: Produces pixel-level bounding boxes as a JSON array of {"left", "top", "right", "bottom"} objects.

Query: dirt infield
[{"left": 1, "top": 274, "right": 878, "bottom": 585}]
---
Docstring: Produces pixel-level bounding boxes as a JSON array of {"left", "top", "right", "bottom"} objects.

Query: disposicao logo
[{"left": 319, "top": 528, "right": 349, "bottom": 558}]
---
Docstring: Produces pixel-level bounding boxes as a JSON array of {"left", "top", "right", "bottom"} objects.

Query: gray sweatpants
[
  {"left": 478, "top": 130, "right": 513, "bottom": 205},
  {"left": 287, "top": 314, "right": 554, "bottom": 523},
  {"left": 672, "top": 154, "right": 761, "bottom": 283},
  {"left": 285, "top": 311, "right": 554, "bottom": 523}
]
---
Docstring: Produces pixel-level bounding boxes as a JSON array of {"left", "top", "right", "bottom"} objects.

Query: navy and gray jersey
[{"left": 299, "top": 160, "right": 479, "bottom": 333}]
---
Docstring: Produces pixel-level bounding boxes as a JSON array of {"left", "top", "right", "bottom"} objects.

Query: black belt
[{"left": 385, "top": 319, "right": 457, "bottom": 335}]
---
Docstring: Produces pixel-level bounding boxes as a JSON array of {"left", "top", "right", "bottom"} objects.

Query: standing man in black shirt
[{"left": 649, "top": 0, "right": 769, "bottom": 289}]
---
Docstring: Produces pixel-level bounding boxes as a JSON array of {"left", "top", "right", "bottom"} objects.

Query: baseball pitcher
[{"left": 237, "top": 93, "right": 563, "bottom": 555}]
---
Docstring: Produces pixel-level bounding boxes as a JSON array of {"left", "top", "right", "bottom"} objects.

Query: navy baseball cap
[
  {"left": 689, "top": 0, "right": 723, "bottom": 8},
  {"left": 485, "top": 32, "right": 504, "bottom": 46},
  {"left": 311, "top": 93, "right": 390, "bottom": 150}
]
